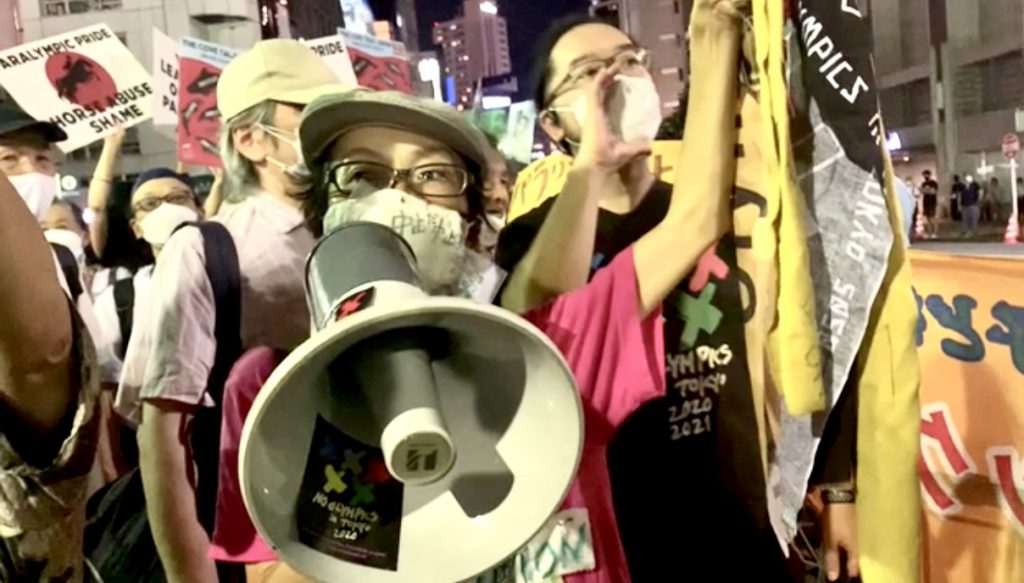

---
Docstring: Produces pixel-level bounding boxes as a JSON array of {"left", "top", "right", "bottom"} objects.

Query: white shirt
[
  {"left": 93, "top": 264, "right": 154, "bottom": 384},
  {"left": 90, "top": 266, "right": 134, "bottom": 298},
  {"left": 115, "top": 193, "right": 314, "bottom": 426}
]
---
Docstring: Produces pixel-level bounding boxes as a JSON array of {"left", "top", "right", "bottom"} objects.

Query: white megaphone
[{"left": 239, "top": 222, "right": 583, "bottom": 583}]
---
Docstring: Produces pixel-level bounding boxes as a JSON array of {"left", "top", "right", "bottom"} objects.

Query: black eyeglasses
[
  {"left": 327, "top": 161, "right": 470, "bottom": 199},
  {"left": 132, "top": 190, "right": 196, "bottom": 214}
]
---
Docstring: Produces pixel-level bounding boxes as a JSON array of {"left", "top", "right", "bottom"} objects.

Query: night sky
[{"left": 411, "top": 0, "right": 590, "bottom": 100}]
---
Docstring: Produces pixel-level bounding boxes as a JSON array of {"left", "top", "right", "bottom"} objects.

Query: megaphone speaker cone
[{"left": 239, "top": 298, "right": 584, "bottom": 583}]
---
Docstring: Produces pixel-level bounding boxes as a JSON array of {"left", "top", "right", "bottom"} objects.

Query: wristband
[{"left": 822, "top": 488, "right": 856, "bottom": 505}]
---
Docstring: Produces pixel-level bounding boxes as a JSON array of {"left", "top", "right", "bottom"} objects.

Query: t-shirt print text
[{"left": 666, "top": 243, "right": 733, "bottom": 440}]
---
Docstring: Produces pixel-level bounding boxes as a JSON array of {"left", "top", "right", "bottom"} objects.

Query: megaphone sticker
[
  {"left": 335, "top": 287, "right": 377, "bottom": 321},
  {"left": 296, "top": 415, "right": 404, "bottom": 571}
]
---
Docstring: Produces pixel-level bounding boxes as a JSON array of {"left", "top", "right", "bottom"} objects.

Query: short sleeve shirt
[
  {"left": 497, "top": 182, "right": 775, "bottom": 581},
  {"left": 116, "top": 193, "right": 315, "bottom": 426}
]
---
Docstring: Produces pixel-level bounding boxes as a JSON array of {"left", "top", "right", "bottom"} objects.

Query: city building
[
  {"left": 433, "top": 0, "right": 512, "bottom": 110},
  {"left": 591, "top": 0, "right": 689, "bottom": 115},
  {"left": 340, "top": 0, "right": 376, "bottom": 36},
  {"left": 2, "top": 0, "right": 260, "bottom": 182},
  {"left": 872, "top": 0, "right": 1024, "bottom": 188},
  {"left": 395, "top": 0, "right": 418, "bottom": 51},
  {"left": 281, "top": 0, "right": 345, "bottom": 40},
  {"left": 412, "top": 50, "right": 443, "bottom": 101}
]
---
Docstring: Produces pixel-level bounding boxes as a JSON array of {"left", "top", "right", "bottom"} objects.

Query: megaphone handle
[
  {"left": 352, "top": 330, "right": 441, "bottom": 421},
  {"left": 351, "top": 330, "right": 455, "bottom": 484}
]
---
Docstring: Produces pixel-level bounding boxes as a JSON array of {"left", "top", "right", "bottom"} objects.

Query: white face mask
[
  {"left": 44, "top": 228, "right": 86, "bottom": 263},
  {"left": 138, "top": 203, "right": 200, "bottom": 248},
  {"left": 9, "top": 172, "right": 58, "bottom": 219},
  {"left": 553, "top": 75, "right": 663, "bottom": 150},
  {"left": 324, "top": 188, "right": 470, "bottom": 294},
  {"left": 478, "top": 211, "right": 507, "bottom": 250},
  {"left": 259, "top": 124, "right": 312, "bottom": 185}
]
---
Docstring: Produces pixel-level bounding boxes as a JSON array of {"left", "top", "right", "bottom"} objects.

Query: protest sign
[
  {"left": 152, "top": 28, "right": 179, "bottom": 127},
  {"left": 912, "top": 251, "right": 1024, "bottom": 583},
  {"left": 302, "top": 35, "right": 358, "bottom": 86},
  {"left": 0, "top": 24, "right": 154, "bottom": 152},
  {"left": 177, "top": 37, "right": 238, "bottom": 167},
  {"left": 337, "top": 29, "right": 412, "bottom": 94}
]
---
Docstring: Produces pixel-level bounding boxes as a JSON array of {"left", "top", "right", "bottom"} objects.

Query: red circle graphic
[{"left": 45, "top": 52, "right": 117, "bottom": 112}]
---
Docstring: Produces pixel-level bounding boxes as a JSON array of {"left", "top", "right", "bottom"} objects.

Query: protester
[
  {"left": 210, "top": 51, "right": 736, "bottom": 583},
  {"left": 206, "top": 3, "right": 740, "bottom": 582},
  {"left": 920, "top": 169, "right": 939, "bottom": 238},
  {"left": 41, "top": 198, "right": 97, "bottom": 286},
  {"left": 497, "top": 7, "right": 860, "bottom": 581},
  {"left": 87, "top": 128, "right": 127, "bottom": 260},
  {"left": 0, "top": 105, "right": 100, "bottom": 582},
  {"left": 481, "top": 133, "right": 511, "bottom": 253},
  {"left": 0, "top": 99, "right": 113, "bottom": 385},
  {"left": 114, "top": 39, "right": 347, "bottom": 583},
  {"left": 94, "top": 168, "right": 203, "bottom": 383},
  {"left": 962, "top": 174, "right": 981, "bottom": 236}
]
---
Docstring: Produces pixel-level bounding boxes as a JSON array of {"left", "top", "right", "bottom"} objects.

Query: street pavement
[{"left": 912, "top": 241, "right": 1024, "bottom": 258}]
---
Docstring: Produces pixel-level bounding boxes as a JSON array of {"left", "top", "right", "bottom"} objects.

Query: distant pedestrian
[
  {"left": 961, "top": 174, "right": 981, "bottom": 236},
  {"left": 920, "top": 170, "right": 939, "bottom": 238},
  {"left": 951, "top": 174, "right": 965, "bottom": 222},
  {"left": 982, "top": 177, "right": 1001, "bottom": 223}
]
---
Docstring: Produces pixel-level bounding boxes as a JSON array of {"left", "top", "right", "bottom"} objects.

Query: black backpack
[
  {"left": 51, "top": 243, "right": 84, "bottom": 302},
  {"left": 84, "top": 222, "right": 243, "bottom": 583},
  {"left": 112, "top": 277, "right": 135, "bottom": 360}
]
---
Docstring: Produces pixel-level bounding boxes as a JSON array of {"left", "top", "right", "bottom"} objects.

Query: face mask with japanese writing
[{"left": 324, "top": 188, "right": 469, "bottom": 294}]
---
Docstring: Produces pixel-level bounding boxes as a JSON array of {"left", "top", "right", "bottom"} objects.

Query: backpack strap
[
  {"left": 173, "top": 221, "right": 242, "bottom": 535},
  {"left": 51, "top": 243, "right": 84, "bottom": 300},
  {"left": 112, "top": 277, "right": 135, "bottom": 360}
]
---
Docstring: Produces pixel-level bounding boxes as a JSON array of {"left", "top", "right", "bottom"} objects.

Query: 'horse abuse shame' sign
[{"left": 0, "top": 24, "right": 154, "bottom": 152}]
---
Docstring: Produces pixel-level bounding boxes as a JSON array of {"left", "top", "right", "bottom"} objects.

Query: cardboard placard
[
  {"left": 303, "top": 35, "right": 358, "bottom": 86},
  {"left": 338, "top": 29, "right": 412, "bottom": 94},
  {"left": 152, "top": 28, "right": 179, "bottom": 127},
  {"left": 176, "top": 37, "right": 238, "bottom": 167},
  {"left": 0, "top": 24, "right": 154, "bottom": 152}
]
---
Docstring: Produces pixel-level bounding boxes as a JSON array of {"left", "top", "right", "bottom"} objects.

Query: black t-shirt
[
  {"left": 921, "top": 179, "right": 939, "bottom": 199},
  {"left": 497, "top": 182, "right": 789, "bottom": 581},
  {"left": 963, "top": 183, "right": 981, "bottom": 207}
]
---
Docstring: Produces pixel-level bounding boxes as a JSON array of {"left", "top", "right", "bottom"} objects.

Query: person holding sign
[
  {"left": 497, "top": 5, "right": 864, "bottom": 581},
  {"left": 0, "top": 107, "right": 100, "bottom": 581},
  {"left": 115, "top": 39, "right": 350, "bottom": 583}
]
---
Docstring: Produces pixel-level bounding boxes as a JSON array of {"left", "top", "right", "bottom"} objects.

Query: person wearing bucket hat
[
  {"left": 113, "top": 39, "right": 353, "bottom": 583},
  {"left": 207, "top": 12, "right": 740, "bottom": 574}
]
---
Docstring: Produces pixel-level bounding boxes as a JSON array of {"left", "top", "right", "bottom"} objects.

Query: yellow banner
[
  {"left": 509, "top": 142, "right": 685, "bottom": 222},
  {"left": 911, "top": 251, "right": 1024, "bottom": 583}
]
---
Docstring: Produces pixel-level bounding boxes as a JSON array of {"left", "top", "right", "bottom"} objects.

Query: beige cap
[
  {"left": 217, "top": 39, "right": 351, "bottom": 121},
  {"left": 300, "top": 89, "right": 491, "bottom": 174}
]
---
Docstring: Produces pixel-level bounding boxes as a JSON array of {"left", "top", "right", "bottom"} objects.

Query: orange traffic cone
[{"left": 1004, "top": 214, "right": 1019, "bottom": 244}]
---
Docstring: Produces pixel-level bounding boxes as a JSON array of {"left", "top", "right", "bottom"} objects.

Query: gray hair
[{"left": 219, "top": 101, "right": 277, "bottom": 202}]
